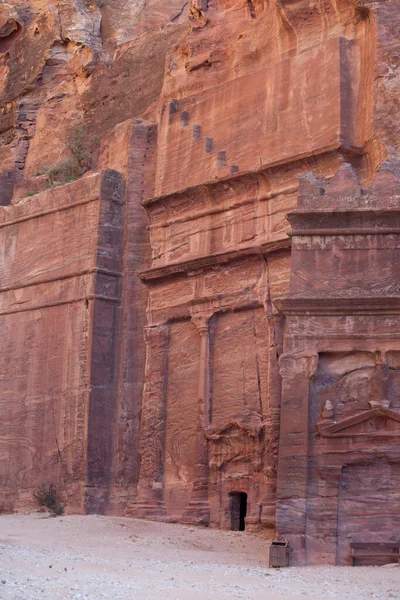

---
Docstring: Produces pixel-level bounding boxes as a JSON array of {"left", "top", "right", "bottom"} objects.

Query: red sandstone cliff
[{"left": 1, "top": 0, "right": 400, "bottom": 566}]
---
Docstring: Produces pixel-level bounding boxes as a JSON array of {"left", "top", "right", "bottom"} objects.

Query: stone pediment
[
  {"left": 205, "top": 417, "right": 262, "bottom": 471},
  {"left": 205, "top": 419, "right": 261, "bottom": 441},
  {"left": 318, "top": 407, "right": 400, "bottom": 438}
]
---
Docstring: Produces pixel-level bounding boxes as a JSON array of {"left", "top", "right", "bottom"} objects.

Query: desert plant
[
  {"left": 32, "top": 124, "right": 98, "bottom": 190},
  {"left": 47, "top": 158, "right": 81, "bottom": 186},
  {"left": 33, "top": 483, "right": 64, "bottom": 516},
  {"left": 66, "top": 124, "right": 98, "bottom": 172}
]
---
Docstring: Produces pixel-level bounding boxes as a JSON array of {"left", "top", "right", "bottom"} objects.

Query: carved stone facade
[
  {"left": 0, "top": 0, "right": 400, "bottom": 567},
  {"left": 130, "top": 234, "right": 286, "bottom": 528},
  {"left": 276, "top": 164, "right": 400, "bottom": 565}
]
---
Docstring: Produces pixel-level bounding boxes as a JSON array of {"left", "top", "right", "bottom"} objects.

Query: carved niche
[
  {"left": 205, "top": 413, "right": 263, "bottom": 474},
  {"left": 314, "top": 352, "right": 400, "bottom": 440}
]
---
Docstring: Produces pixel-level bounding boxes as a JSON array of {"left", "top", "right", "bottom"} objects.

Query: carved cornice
[
  {"left": 142, "top": 148, "right": 355, "bottom": 210},
  {"left": 142, "top": 168, "right": 284, "bottom": 209},
  {"left": 275, "top": 297, "right": 400, "bottom": 316},
  {"left": 287, "top": 208, "right": 400, "bottom": 236},
  {"left": 0, "top": 267, "right": 121, "bottom": 295},
  {"left": 140, "top": 239, "right": 290, "bottom": 282},
  {"left": 290, "top": 228, "right": 400, "bottom": 236}
]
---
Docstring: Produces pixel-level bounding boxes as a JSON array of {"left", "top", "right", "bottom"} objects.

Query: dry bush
[{"left": 33, "top": 483, "right": 64, "bottom": 517}]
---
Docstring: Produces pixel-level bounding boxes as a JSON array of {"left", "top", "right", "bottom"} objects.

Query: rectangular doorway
[{"left": 229, "top": 492, "right": 247, "bottom": 531}]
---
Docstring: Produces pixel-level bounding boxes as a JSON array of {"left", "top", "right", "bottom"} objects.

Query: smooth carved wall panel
[
  {"left": 0, "top": 176, "right": 102, "bottom": 290},
  {"left": 155, "top": 0, "right": 375, "bottom": 196},
  {"left": 164, "top": 321, "right": 200, "bottom": 517},
  {"left": 337, "top": 461, "right": 400, "bottom": 565},
  {"left": 0, "top": 170, "right": 126, "bottom": 514},
  {"left": 202, "top": 259, "right": 264, "bottom": 300},
  {"left": 0, "top": 303, "right": 89, "bottom": 512},
  {"left": 157, "top": 40, "right": 342, "bottom": 195},
  {"left": 211, "top": 309, "right": 269, "bottom": 425},
  {"left": 0, "top": 176, "right": 104, "bottom": 512},
  {"left": 290, "top": 237, "right": 400, "bottom": 298}
]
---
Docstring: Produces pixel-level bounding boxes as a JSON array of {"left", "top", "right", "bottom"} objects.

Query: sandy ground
[{"left": 0, "top": 515, "right": 399, "bottom": 600}]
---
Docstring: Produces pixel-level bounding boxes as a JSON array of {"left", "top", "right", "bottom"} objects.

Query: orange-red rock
[{"left": 0, "top": 0, "right": 400, "bottom": 566}]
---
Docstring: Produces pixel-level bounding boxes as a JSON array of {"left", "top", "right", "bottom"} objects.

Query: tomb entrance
[{"left": 229, "top": 492, "right": 247, "bottom": 531}]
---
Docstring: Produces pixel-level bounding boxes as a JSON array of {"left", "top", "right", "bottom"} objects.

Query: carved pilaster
[
  {"left": 128, "top": 324, "right": 170, "bottom": 518},
  {"left": 276, "top": 352, "right": 319, "bottom": 565},
  {"left": 260, "top": 312, "right": 285, "bottom": 527},
  {"left": 278, "top": 352, "right": 319, "bottom": 381},
  {"left": 181, "top": 312, "right": 211, "bottom": 525}
]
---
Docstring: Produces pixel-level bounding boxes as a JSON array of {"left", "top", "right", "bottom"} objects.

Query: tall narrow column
[
  {"left": 182, "top": 314, "right": 211, "bottom": 525},
  {"left": 261, "top": 312, "right": 285, "bottom": 528},
  {"left": 128, "top": 324, "right": 170, "bottom": 518},
  {"left": 276, "top": 352, "right": 318, "bottom": 564}
]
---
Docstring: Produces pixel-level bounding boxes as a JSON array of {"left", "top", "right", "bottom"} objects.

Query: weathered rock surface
[
  {"left": 276, "top": 163, "right": 400, "bottom": 565},
  {"left": 0, "top": 0, "right": 400, "bottom": 567},
  {"left": 0, "top": 170, "right": 126, "bottom": 512},
  {"left": 0, "top": 0, "right": 188, "bottom": 204}
]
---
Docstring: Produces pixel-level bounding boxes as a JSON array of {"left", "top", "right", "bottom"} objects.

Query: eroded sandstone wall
[
  {"left": 0, "top": 170, "right": 125, "bottom": 513},
  {"left": 0, "top": 0, "right": 399, "bottom": 558},
  {"left": 0, "top": 0, "right": 188, "bottom": 204}
]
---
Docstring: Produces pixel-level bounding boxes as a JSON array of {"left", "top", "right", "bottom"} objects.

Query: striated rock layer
[{"left": 0, "top": 0, "right": 399, "bottom": 565}]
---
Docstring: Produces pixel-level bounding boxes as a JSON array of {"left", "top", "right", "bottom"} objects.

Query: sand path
[{"left": 0, "top": 514, "right": 399, "bottom": 600}]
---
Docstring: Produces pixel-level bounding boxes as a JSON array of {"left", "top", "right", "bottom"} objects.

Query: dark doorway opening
[{"left": 229, "top": 492, "right": 247, "bottom": 531}]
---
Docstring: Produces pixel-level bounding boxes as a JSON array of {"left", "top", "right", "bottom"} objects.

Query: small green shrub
[
  {"left": 33, "top": 483, "right": 64, "bottom": 517},
  {"left": 33, "top": 123, "right": 98, "bottom": 190},
  {"left": 47, "top": 158, "right": 81, "bottom": 186},
  {"left": 66, "top": 124, "right": 98, "bottom": 171}
]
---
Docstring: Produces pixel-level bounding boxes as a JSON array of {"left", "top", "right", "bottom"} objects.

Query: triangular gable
[
  {"left": 318, "top": 407, "right": 400, "bottom": 438},
  {"left": 205, "top": 419, "right": 260, "bottom": 440}
]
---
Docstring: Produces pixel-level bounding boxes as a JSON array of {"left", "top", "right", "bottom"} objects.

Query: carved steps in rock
[{"left": 169, "top": 97, "right": 239, "bottom": 179}]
